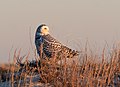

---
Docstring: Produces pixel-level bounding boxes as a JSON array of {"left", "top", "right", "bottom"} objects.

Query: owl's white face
[{"left": 40, "top": 26, "right": 49, "bottom": 35}]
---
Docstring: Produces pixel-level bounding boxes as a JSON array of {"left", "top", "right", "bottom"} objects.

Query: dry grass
[{"left": 0, "top": 44, "right": 120, "bottom": 87}]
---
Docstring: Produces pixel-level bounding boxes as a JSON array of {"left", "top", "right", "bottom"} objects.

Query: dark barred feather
[{"left": 42, "top": 34, "right": 79, "bottom": 58}]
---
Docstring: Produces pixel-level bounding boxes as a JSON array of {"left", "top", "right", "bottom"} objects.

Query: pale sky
[{"left": 0, "top": 0, "right": 120, "bottom": 63}]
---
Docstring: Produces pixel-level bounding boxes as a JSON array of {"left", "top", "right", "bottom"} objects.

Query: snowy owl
[{"left": 35, "top": 24, "right": 79, "bottom": 60}]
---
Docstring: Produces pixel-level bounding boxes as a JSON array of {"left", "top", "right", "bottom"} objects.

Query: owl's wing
[
  {"left": 61, "top": 45, "right": 79, "bottom": 58},
  {"left": 43, "top": 34, "right": 79, "bottom": 58},
  {"left": 42, "top": 34, "right": 62, "bottom": 53}
]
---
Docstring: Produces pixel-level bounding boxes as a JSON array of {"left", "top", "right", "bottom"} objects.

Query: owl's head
[{"left": 37, "top": 24, "right": 49, "bottom": 35}]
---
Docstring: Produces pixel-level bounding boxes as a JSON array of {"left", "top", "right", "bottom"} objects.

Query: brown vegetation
[{"left": 0, "top": 44, "right": 120, "bottom": 87}]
